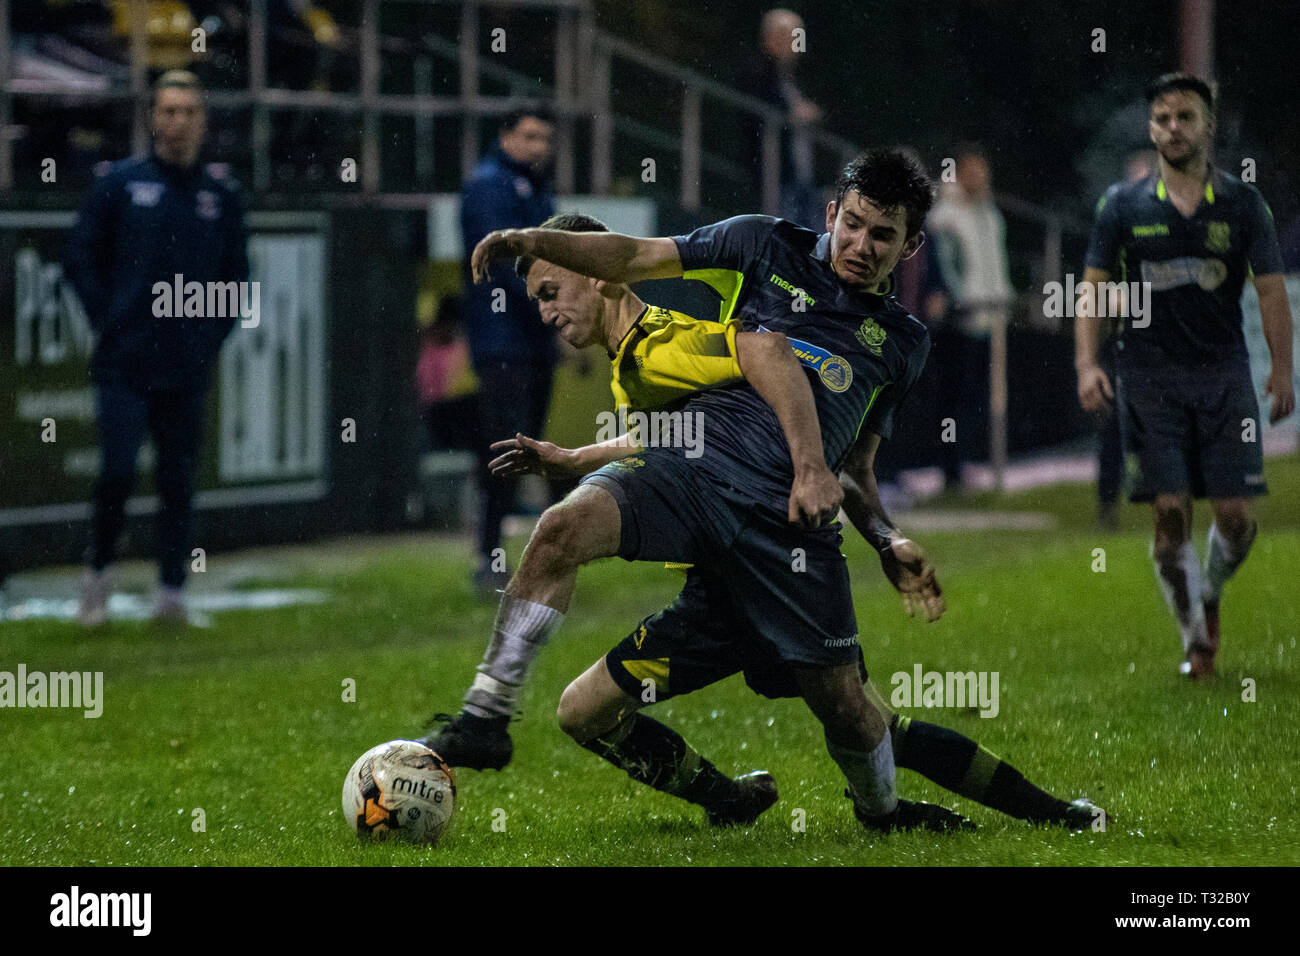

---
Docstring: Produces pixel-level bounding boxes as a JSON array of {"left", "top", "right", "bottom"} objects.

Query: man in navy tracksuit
[
  {"left": 64, "top": 71, "right": 249, "bottom": 626},
  {"left": 460, "top": 106, "right": 557, "bottom": 597}
]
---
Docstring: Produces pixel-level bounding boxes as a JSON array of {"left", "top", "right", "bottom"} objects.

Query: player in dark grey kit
[
  {"left": 430, "top": 152, "right": 971, "bottom": 833},
  {"left": 1075, "top": 73, "right": 1294, "bottom": 678}
]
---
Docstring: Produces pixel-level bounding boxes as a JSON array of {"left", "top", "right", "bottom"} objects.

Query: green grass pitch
[{"left": 3, "top": 460, "right": 1299, "bottom": 866}]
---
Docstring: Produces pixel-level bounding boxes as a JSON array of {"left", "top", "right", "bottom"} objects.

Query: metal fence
[{"left": 3, "top": 0, "right": 1097, "bottom": 489}]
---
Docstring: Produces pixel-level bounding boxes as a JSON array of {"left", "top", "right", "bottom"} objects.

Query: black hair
[
  {"left": 515, "top": 212, "right": 609, "bottom": 278},
  {"left": 1146, "top": 72, "right": 1215, "bottom": 115},
  {"left": 833, "top": 149, "right": 934, "bottom": 238},
  {"left": 500, "top": 104, "right": 556, "bottom": 133}
]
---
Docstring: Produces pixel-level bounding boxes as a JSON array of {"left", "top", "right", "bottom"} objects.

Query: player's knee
[
  {"left": 555, "top": 681, "right": 596, "bottom": 742},
  {"left": 1152, "top": 498, "right": 1189, "bottom": 548},
  {"left": 815, "top": 689, "right": 871, "bottom": 738},
  {"left": 529, "top": 504, "right": 587, "bottom": 570},
  {"left": 1214, "top": 502, "right": 1254, "bottom": 543}
]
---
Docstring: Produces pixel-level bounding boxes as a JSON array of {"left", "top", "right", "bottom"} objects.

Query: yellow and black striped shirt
[{"left": 609, "top": 305, "right": 743, "bottom": 411}]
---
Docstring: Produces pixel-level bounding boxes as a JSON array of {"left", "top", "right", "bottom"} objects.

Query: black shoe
[
  {"left": 848, "top": 789, "right": 975, "bottom": 833},
  {"left": 419, "top": 711, "right": 513, "bottom": 771},
  {"left": 706, "top": 771, "right": 779, "bottom": 827}
]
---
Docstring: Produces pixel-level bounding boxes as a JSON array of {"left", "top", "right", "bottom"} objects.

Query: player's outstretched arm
[
  {"left": 733, "top": 330, "right": 843, "bottom": 528},
  {"left": 487, "top": 433, "right": 639, "bottom": 480},
  {"left": 840, "top": 430, "right": 945, "bottom": 622},
  {"left": 1074, "top": 266, "right": 1116, "bottom": 414},
  {"left": 1254, "top": 273, "right": 1295, "bottom": 423},
  {"left": 471, "top": 228, "right": 682, "bottom": 285}
]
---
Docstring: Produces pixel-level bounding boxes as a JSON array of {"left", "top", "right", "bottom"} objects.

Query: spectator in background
[
  {"left": 891, "top": 150, "right": 952, "bottom": 327},
  {"left": 739, "top": 8, "right": 823, "bottom": 228},
  {"left": 461, "top": 105, "right": 557, "bottom": 598},
  {"left": 64, "top": 71, "right": 248, "bottom": 627},
  {"left": 928, "top": 144, "right": 1014, "bottom": 491},
  {"left": 417, "top": 295, "right": 478, "bottom": 453}
]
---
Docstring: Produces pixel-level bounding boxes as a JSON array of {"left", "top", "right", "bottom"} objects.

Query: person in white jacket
[{"left": 928, "top": 145, "right": 1014, "bottom": 490}]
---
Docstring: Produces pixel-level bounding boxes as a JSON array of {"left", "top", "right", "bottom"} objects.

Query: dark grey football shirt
[
  {"left": 668, "top": 215, "right": 930, "bottom": 514},
  {"left": 1085, "top": 168, "right": 1284, "bottom": 369}
]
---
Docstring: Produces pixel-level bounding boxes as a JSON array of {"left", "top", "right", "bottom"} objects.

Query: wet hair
[
  {"left": 833, "top": 148, "right": 934, "bottom": 238},
  {"left": 1146, "top": 72, "right": 1215, "bottom": 116},
  {"left": 515, "top": 212, "right": 608, "bottom": 278}
]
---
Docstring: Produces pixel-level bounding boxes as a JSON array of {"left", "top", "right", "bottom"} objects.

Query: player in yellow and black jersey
[{"left": 430, "top": 211, "right": 1102, "bottom": 831}]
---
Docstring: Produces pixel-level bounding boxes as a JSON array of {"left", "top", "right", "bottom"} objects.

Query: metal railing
[
  {"left": 2, "top": 0, "right": 859, "bottom": 213},
  {"left": 4, "top": 0, "right": 1095, "bottom": 491}
]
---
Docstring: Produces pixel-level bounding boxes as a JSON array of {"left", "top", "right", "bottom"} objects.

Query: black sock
[
  {"left": 892, "top": 716, "right": 1072, "bottom": 823},
  {"left": 582, "top": 714, "right": 739, "bottom": 810}
]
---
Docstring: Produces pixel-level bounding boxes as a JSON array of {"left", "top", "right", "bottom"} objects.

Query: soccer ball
[{"left": 341, "top": 740, "right": 457, "bottom": 845}]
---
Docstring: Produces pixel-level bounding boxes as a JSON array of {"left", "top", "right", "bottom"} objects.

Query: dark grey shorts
[
  {"left": 581, "top": 448, "right": 861, "bottom": 669},
  {"left": 1116, "top": 362, "right": 1267, "bottom": 502}
]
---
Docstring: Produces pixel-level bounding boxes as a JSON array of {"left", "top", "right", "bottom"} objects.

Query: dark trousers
[
  {"left": 1097, "top": 338, "right": 1123, "bottom": 506},
  {"left": 473, "top": 360, "right": 555, "bottom": 562},
  {"left": 422, "top": 394, "right": 480, "bottom": 453},
  {"left": 934, "top": 322, "right": 990, "bottom": 486},
  {"left": 87, "top": 381, "right": 209, "bottom": 588}
]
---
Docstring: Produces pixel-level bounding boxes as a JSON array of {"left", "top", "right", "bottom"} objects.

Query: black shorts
[
  {"left": 604, "top": 565, "right": 869, "bottom": 702},
  {"left": 1116, "top": 361, "right": 1267, "bottom": 502},
  {"left": 580, "top": 448, "right": 860, "bottom": 669}
]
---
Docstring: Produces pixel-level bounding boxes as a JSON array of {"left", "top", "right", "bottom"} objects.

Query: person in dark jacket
[
  {"left": 460, "top": 105, "right": 557, "bottom": 597},
  {"left": 738, "top": 9, "right": 823, "bottom": 228},
  {"left": 64, "top": 70, "right": 249, "bottom": 626}
]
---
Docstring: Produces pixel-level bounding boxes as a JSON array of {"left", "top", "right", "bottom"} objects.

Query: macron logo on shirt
[{"left": 769, "top": 272, "right": 815, "bottom": 307}]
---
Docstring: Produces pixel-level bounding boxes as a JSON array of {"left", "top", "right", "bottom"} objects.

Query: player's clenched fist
[
  {"left": 880, "top": 537, "right": 945, "bottom": 623},
  {"left": 788, "top": 463, "right": 845, "bottom": 529},
  {"left": 1076, "top": 363, "right": 1114, "bottom": 414},
  {"left": 470, "top": 228, "right": 537, "bottom": 284}
]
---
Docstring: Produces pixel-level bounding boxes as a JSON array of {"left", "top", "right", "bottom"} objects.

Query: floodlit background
[{"left": 0, "top": 1, "right": 1297, "bottom": 867}]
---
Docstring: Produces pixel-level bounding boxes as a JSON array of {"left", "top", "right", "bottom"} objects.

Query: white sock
[
  {"left": 463, "top": 594, "right": 564, "bottom": 719},
  {"left": 1204, "top": 521, "right": 1255, "bottom": 603},
  {"left": 827, "top": 732, "right": 899, "bottom": 817},
  {"left": 1152, "top": 540, "right": 1207, "bottom": 653}
]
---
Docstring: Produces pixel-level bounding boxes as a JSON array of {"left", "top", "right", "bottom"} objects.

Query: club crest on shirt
[
  {"left": 819, "top": 355, "right": 853, "bottom": 393},
  {"left": 514, "top": 176, "right": 533, "bottom": 198},
  {"left": 1206, "top": 221, "right": 1230, "bottom": 254},
  {"left": 127, "top": 181, "right": 164, "bottom": 207},
  {"left": 855, "top": 317, "right": 887, "bottom": 356}
]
